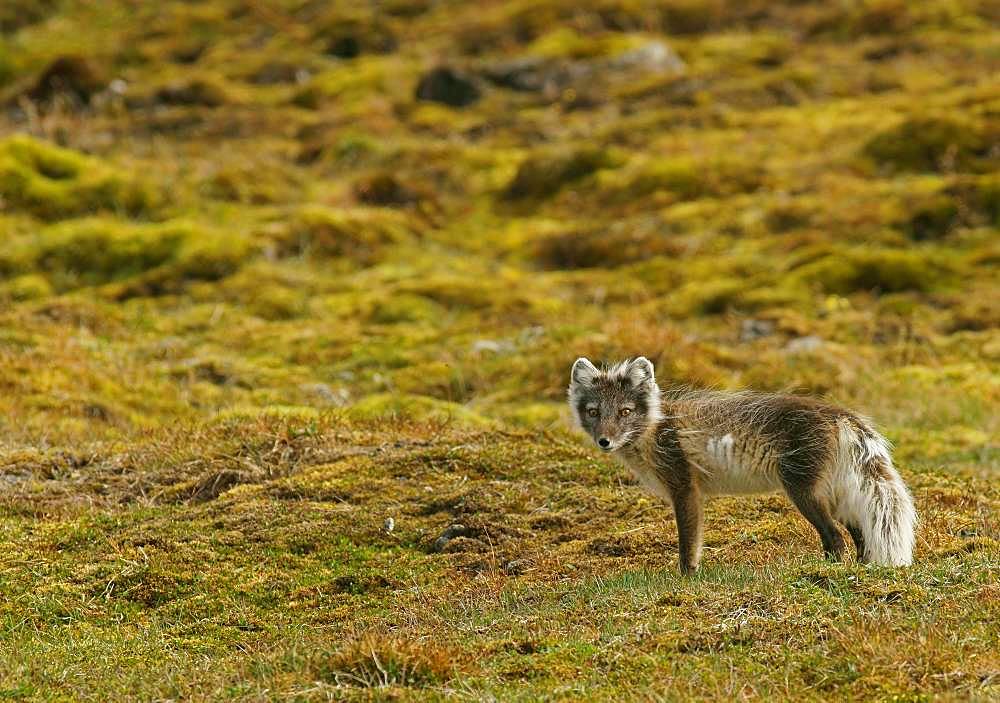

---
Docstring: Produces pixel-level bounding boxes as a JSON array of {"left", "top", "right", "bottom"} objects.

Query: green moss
[
  {"left": 264, "top": 205, "right": 413, "bottom": 265},
  {"left": 217, "top": 264, "right": 310, "bottom": 320},
  {"left": 527, "top": 28, "right": 639, "bottom": 59},
  {"left": 0, "top": 136, "right": 160, "bottom": 220},
  {"left": 203, "top": 162, "right": 305, "bottom": 205},
  {"left": 291, "top": 59, "right": 391, "bottom": 108},
  {"left": 905, "top": 193, "right": 959, "bottom": 240},
  {"left": 153, "top": 77, "right": 231, "bottom": 106},
  {"left": 0, "top": 0, "right": 57, "bottom": 33},
  {"left": 948, "top": 174, "right": 1000, "bottom": 227},
  {"left": 808, "top": 0, "right": 915, "bottom": 38},
  {"left": 0, "top": 45, "right": 17, "bottom": 88},
  {"left": 170, "top": 229, "right": 253, "bottom": 282},
  {"left": 0, "top": 273, "right": 53, "bottom": 301},
  {"left": 863, "top": 117, "right": 994, "bottom": 173},
  {"left": 534, "top": 226, "right": 682, "bottom": 269},
  {"left": 668, "top": 277, "right": 747, "bottom": 316},
  {"left": 503, "top": 148, "right": 615, "bottom": 200},
  {"left": 314, "top": 12, "right": 397, "bottom": 58},
  {"left": 33, "top": 219, "right": 185, "bottom": 286},
  {"left": 494, "top": 401, "right": 563, "bottom": 427},
  {"left": 794, "top": 248, "right": 954, "bottom": 294},
  {"left": 369, "top": 293, "right": 445, "bottom": 324},
  {"left": 0, "top": 218, "right": 255, "bottom": 295},
  {"left": 210, "top": 405, "right": 321, "bottom": 425},
  {"left": 611, "top": 157, "right": 763, "bottom": 203},
  {"left": 1, "top": 1, "right": 998, "bottom": 698},
  {"left": 345, "top": 392, "right": 492, "bottom": 427},
  {"left": 398, "top": 275, "right": 515, "bottom": 311}
]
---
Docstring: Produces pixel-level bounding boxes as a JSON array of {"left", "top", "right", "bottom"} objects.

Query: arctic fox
[{"left": 568, "top": 357, "right": 916, "bottom": 573}]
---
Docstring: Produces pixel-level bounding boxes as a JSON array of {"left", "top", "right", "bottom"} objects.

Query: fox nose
[{"left": 598, "top": 437, "right": 611, "bottom": 449}]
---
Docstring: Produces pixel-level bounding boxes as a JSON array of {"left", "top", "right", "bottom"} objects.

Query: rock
[
  {"left": 504, "top": 559, "right": 531, "bottom": 576},
  {"left": 479, "top": 41, "right": 682, "bottom": 101},
  {"left": 300, "top": 383, "right": 349, "bottom": 405},
  {"left": 480, "top": 57, "right": 588, "bottom": 97},
  {"left": 785, "top": 335, "right": 823, "bottom": 353},
  {"left": 740, "top": 318, "right": 775, "bottom": 342},
  {"left": 471, "top": 339, "right": 514, "bottom": 354},
  {"left": 249, "top": 61, "right": 310, "bottom": 85},
  {"left": 610, "top": 41, "right": 686, "bottom": 74},
  {"left": 383, "top": 517, "right": 395, "bottom": 534},
  {"left": 23, "top": 56, "right": 106, "bottom": 104},
  {"left": 415, "top": 67, "right": 481, "bottom": 107},
  {"left": 433, "top": 523, "right": 469, "bottom": 551}
]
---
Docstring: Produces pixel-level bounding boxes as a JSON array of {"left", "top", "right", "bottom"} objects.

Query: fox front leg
[{"left": 670, "top": 483, "right": 704, "bottom": 574}]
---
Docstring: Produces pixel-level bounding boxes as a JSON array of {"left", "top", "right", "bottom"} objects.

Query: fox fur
[{"left": 568, "top": 356, "right": 917, "bottom": 573}]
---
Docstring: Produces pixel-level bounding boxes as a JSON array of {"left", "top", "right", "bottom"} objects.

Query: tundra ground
[{"left": 0, "top": 1, "right": 997, "bottom": 699}]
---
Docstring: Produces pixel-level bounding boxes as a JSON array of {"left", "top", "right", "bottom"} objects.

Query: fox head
[{"left": 568, "top": 356, "right": 663, "bottom": 452}]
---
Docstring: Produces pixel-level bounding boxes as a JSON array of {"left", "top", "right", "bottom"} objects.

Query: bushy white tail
[{"left": 830, "top": 418, "right": 917, "bottom": 566}]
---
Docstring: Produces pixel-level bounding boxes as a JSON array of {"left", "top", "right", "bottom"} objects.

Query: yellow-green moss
[
  {"left": 0, "top": 218, "right": 255, "bottom": 295},
  {"left": 527, "top": 27, "right": 641, "bottom": 59},
  {"left": 863, "top": 117, "right": 994, "bottom": 173},
  {"left": 534, "top": 227, "right": 683, "bottom": 269},
  {"left": 345, "top": 392, "right": 493, "bottom": 427},
  {"left": 793, "top": 247, "right": 954, "bottom": 295},
  {"left": 503, "top": 148, "right": 615, "bottom": 200},
  {"left": 609, "top": 156, "right": 763, "bottom": 204},
  {"left": 369, "top": 293, "right": 445, "bottom": 324},
  {"left": 0, "top": 136, "right": 160, "bottom": 220},
  {"left": 0, "top": 273, "right": 52, "bottom": 301},
  {"left": 263, "top": 205, "right": 414, "bottom": 265}
]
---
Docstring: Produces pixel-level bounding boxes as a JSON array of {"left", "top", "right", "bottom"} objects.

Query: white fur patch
[
  {"left": 706, "top": 433, "right": 735, "bottom": 467},
  {"left": 698, "top": 432, "right": 779, "bottom": 495}
]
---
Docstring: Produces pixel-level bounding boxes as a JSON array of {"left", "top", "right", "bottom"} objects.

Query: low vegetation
[{"left": 0, "top": 0, "right": 997, "bottom": 700}]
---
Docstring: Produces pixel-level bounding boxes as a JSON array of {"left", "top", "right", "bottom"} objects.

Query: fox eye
[
  {"left": 620, "top": 408, "right": 632, "bottom": 417},
  {"left": 587, "top": 408, "right": 599, "bottom": 418}
]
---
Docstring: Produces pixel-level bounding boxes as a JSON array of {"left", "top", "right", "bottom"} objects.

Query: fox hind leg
[
  {"left": 785, "top": 488, "right": 846, "bottom": 560},
  {"left": 844, "top": 522, "right": 867, "bottom": 562}
]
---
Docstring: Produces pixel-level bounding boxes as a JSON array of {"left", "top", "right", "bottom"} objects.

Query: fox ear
[
  {"left": 627, "top": 356, "right": 655, "bottom": 386},
  {"left": 571, "top": 357, "right": 599, "bottom": 385}
]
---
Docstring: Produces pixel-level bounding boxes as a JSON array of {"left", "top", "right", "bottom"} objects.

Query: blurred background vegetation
[
  {"left": 0, "top": 0, "right": 997, "bottom": 442},
  {"left": 0, "top": 1, "right": 998, "bottom": 699}
]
